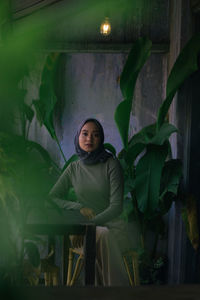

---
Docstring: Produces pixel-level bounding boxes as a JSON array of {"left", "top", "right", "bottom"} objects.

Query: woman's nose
[{"left": 87, "top": 134, "right": 93, "bottom": 141}]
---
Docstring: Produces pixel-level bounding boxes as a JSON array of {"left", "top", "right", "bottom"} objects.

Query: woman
[{"left": 50, "top": 118, "right": 137, "bottom": 286}]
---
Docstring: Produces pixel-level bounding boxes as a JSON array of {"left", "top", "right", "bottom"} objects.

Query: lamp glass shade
[{"left": 100, "top": 17, "right": 111, "bottom": 35}]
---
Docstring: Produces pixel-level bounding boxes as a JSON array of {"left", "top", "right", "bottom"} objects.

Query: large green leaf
[
  {"left": 120, "top": 37, "right": 152, "bottom": 100},
  {"left": 125, "top": 122, "right": 176, "bottom": 166},
  {"left": 33, "top": 53, "right": 60, "bottom": 139},
  {"left": 0, "top": 132, "right": 59, "bottom": 214},
  {"left": 160, "top": 159, "right": 182, "bottom": 198},
  {"left": 157, "top": 34, "right": 200, "bottom": 129},
  {"left": 135, "top": 144, "right": 168, "bottom": 215},
  {"left": 150, "top": 123, "right": 177, "bottom": 145},
  {"left": 27, "top": 139, "right": 61, "bottom": 181},
  {"left": 114, "top": 37, "right": 152, "bottom": 149},
  {"left": 125, "top": 143, "right": 146, "bottom": 166},
  {"left": 62, "top": 154, "right": 79, "bottom": 172},
  {"left": 27, "top": 140, "right": 59, "bottom": 170},
  {"left": 114, "top": 100, "right": 132, "bottom": 150},
  {"left": 128, "top": 123, "right": 156, "bottom": 148},
  {"left": 125, "top": 124, "right": 156, "bottom": 165},
  {"left": 104, "top": 143, "right": 116, "bottom": 156}
]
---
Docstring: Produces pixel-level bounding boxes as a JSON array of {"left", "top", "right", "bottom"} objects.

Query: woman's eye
[
  {"left": 82, "top": 132, "right": 87, "bottom": 136},
  {"left": 94, "top": 134, "right": 100, "bottom": 138}
]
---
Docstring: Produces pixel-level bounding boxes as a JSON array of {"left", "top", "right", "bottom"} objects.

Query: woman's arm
[
  {"left": 92, "top": 158, "right": 124, "bottom": 225},
  {"left": 49, "top": 165, "right": 83, "bottom": 210}
]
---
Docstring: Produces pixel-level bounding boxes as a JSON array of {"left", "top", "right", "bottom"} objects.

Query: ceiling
[
  {"left": 11, "top": 0, "right": 59, "bottom": 18},
  {"left": 10, "top": 0, "right": 170, "bottom": 51}
]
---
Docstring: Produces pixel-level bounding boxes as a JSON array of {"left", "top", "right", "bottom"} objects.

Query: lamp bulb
[{"left": 100, "top": 17, "right": 111, "bottom": 36}]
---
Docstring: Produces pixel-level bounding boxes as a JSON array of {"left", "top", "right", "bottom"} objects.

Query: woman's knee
[{"left": 96, "top": 226, "right": 110, "bottom": 243}]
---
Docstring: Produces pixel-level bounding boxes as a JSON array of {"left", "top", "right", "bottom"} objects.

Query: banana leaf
[
  {"left": 159, "top": 159, "right": 182, "bottom": 199},
  {"left": 125, "top": 122, "right": 177, "bottom": 166},
  {"left": 150, "top": 123, "right": 177, "bottom": 145},
  {"left": 135, "top": 143, "right": 168, "bottom": 215},
  {"left": 33, "top": 53, "right": 60, "bottom": 139},
  {"left": 104, "top": 143, "right": 117, "bottom": 156},
  {"left": 114, "top": 37, "right": 152, "bottom": 149},
  {"left": 27, "top": 139, "right": 61, "bottom": 176},
  {"left": 0, "top": 133, "right": 58, "bottom": 213},
  {"left": 128, "top": 124, "right": 156, "bottom": 148},
  {"left": 157, "top": 33, "right": 200, "bottom": 130},
  {"left": 125, "top": 143, "right": 146, "bottom": 166},
  {"left": 120, "top": 37, "right": 152, "bottom": 100},
  {"left": 62, "top": 154, "right": 79, "bottom": 172}
]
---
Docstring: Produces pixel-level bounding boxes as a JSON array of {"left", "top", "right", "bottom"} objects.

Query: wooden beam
[
  {"left": 12, "top": 0, "right": 60, "bottom": 19},
  {"left": 41, "top": 42, "right": 169, "bottom": 53}
]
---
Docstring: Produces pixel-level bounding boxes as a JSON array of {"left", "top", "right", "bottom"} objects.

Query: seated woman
[{"left": 49, "top": 118, "right": 139, "bottom": 286}]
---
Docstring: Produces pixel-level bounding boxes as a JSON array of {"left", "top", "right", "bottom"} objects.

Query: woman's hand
[
  {"left": 69, "top": 208, "right": 95, "bottom": 249},
  {"left": 69, "top": 235, "right": 84, "bottom": 248},
  {"left": 80, "top": 207, "right": 96, "bottom": 220}
]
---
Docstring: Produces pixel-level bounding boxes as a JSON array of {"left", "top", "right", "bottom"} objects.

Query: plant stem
[
  {"left": 152, "top": 232, "right": 159, "bottom": 259},
  {"left": 21, "top": 110, "right": 26, "bottom": 139},
  {"left": 131, "top": 190, "right": 145, "bottom": 249},
  {"left": 54, "top": 134, "right": 67, "bottom": 163},
  {"left": 26, "top": 121, "right": 31, "bottom": 140}
]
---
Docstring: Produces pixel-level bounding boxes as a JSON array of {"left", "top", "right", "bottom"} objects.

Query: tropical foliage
[
  {"left": 0, "top": 0, "right": 200, "bottom": 285},
  {"left": 114, "top": 35, "right": 200, "bottom": 254},
  {"left": 112, "top": 34, "right": 200, "bottom": 283}
]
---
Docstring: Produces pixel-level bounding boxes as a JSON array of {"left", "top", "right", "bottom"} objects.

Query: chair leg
[
  {"left": 52, "top": 272, "right": 59, "bottom": 286},
  {"left": 123, "top": 251, "right": 140, "bottom": 286},
  {"left": 123, "top": 255, "right": 134, "bottom": 286},
  {"left": 66, "top": 248, "right": 84, "bottom": 286},
  {"left": 44, "top": 272, "right": 51, "bottom": 286},
  {"left": 66, "top": 248, "right": 74, "bottom": 285},
  {"left": 70, "top": 255, "right": 84, "bottom": 286},
  {"left": 132, "top": 252, "right": 140, "bottom": 286}
]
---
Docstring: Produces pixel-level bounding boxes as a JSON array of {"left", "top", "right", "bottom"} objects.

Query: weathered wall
[
  {"left": 27, "top": 52, "right": 167, "bottom": 167},
  {"left": 61, "top": 52, "right": 167, "bottom": 160}
]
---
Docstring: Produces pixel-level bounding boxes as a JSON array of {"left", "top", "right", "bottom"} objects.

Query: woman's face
[{"left": 79, "top": 122, "right": 101, "bottom": 152}]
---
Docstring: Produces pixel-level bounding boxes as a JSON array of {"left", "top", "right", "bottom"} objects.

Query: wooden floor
[{"left": 19, "top": 285, "right": 200, "bottom": 300}]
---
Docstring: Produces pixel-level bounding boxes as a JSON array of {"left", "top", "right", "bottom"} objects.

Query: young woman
[{"left": 50, "top": 118, "right": 139, "bottom": 285}]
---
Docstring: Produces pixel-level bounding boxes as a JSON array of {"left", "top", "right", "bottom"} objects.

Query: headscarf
[{"left": 74, "top": 118, "right": 112, "bottom": 165}]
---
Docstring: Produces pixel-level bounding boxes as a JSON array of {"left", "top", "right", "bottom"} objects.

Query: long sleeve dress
[{"left": 50, "top": 156, "right": 138, "bottom": 285}]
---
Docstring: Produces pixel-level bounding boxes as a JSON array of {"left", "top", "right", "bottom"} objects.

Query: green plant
[
  {"left": 0, "top": 3, "right": 62, "bottom": 285},
  {"left": 107, "top": 34, "right": 200, "bottom": 276}
]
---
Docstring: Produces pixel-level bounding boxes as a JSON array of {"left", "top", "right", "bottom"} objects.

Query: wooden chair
[
  {"left": 66, "top": 248, "right": 84, "bottom": 286},
  {"left": 23, "top": 245, "right": 60, "bottom": 286},
  {"left": 122, "top": 250, "right": 140, "bottom": 286},
  {"left": 41, "top": 259, "right": 59, "bottom": 286},
  {"left": 66, "top": 248, "right": 140, "bottom": 286},
  {"left": 41, "top": 245, "right": 60, "bottom": 286},
  {"left": 23, "top": 260, "right": 41, "bottom": 286}
]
